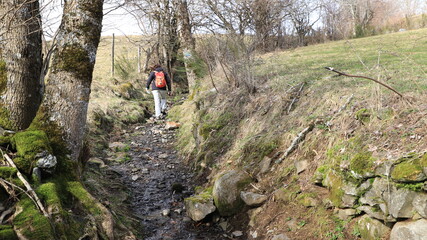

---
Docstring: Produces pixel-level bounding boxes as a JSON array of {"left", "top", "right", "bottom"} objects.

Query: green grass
[{"left": 258, "top": 28, "right": 427, "bottom": 96}]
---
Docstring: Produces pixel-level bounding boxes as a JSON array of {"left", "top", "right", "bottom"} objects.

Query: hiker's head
[{"left": 152, "top": 64, "right": 161, "bottom": 70}]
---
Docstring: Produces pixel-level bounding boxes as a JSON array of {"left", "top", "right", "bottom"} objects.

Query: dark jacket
[{"left": 146, "top": 67, "right": 171, "bottom": 91}]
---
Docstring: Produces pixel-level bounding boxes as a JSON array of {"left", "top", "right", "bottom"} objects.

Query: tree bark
[
  {"left": 40, "top": 0, "right": 104, "bottom": 162},
  {"left": 0, "top": 0, "right": 42, "bottom": 130},
  {"left": 178, "top": 0, "right": 197, "bottom": 93}
]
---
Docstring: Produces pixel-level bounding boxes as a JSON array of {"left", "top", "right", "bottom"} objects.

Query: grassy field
[
  {"left": 259, "top": 28, "right": 427, "bottom": 94},
  {"left": 93, "top": 35, "right": 145, "bottom": 82}
]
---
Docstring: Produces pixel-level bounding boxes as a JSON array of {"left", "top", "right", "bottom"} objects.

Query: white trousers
[{"left": 152, "top": 90, "right": 167, "bottom": 117}]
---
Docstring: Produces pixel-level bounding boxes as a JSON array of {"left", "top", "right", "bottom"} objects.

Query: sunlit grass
[{"left": 258, "top": 28, "right": 427, "bottom": 96}]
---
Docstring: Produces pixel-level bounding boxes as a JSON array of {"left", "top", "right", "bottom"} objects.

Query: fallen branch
[
  {"left": 0, "top": 206, "right": 14, "bottom": 224},
  {"left": 0, "top": 178, "right": 37, "bottom": 207},
  {"left": 324, "top": 67, "right": 404, "bottom": 98},
  {"left": 0, "top": 178, "right": 16, "bottom": 198},
  {"left": 275, "top": 122, "right": 315, "bottom": 164},
  {"left": 287, "top": 82, "right": 305, "bottom": 114},
  {"left": 2, "top": 153, "right": 49, "bottom": 217},
  {"left": 326, "top": 94, "right": 354, "bottom": 128}
]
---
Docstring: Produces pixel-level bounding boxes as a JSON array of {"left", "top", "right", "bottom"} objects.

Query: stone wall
[{"left": 316, "top": 153, "right": 427, "bottom": 239}]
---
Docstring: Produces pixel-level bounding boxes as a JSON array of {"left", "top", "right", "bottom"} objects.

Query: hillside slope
[{"left": 170, "top": 28, "right": 427, "bottom": 239}]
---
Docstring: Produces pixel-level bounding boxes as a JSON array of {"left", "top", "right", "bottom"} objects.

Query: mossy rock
[
  {"left": 115, "top": 82, "right": 139, "bottom": 100},
  {"left": 357, "top": 215, "right": 391, "bottom": 240},
  {"left": 185, "top": 187, "right": 213, "bottom": 204},
  {"left": 13, "top": 197, "right": 55, "bottom": 240},
  {"left": 313, "top": 165, "right": 330, "bottom": 185},
  {"left": 11, "top": 130, "right": 52, "bottom": 174},
  {"left": 323, "top": 170, "right": 345, "bottom": 207},
  {"left": 37, "top": 183, "right": 62, "bottom": 211},
  {"left": 212, "top": 170, "right": 252, "bottom": 216},
  {"left": 391, "top": 158, "right": 427, "bottom": 183},
  {"left": 349, "top": 152, "right": 376, "bottom": 179},
  {"left": 184, "top": 187, "right": 216, "bottom": 221},
  {"left": 66, "top": 181, "right": 113, "bottom": 239},
  {"left": 67, "top": 181, "right": 102, "bottom": 215},
  {"left": 421, "top": 153, "right": 427, "bottom": 175},
  {"left": 0, "top": 225, "right": 18, "bottom": 240}
]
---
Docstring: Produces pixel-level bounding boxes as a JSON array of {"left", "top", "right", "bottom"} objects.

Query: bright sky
[
  {"left": 41, "top": 0, "right": 142, "bottom": 38},
  {"left": 102, "top": 5, "right": 142, "bottom": 36}
]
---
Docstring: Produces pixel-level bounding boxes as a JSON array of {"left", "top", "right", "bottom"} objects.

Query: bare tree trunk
[
  {"left": 0, "top": 0, "right": 42, "bottom": 130},
  {"left": 38, "top": 0, "right": 104, "bottom": 163},
  {"left": 178, "top": 0, "right": 197, "bottom": 92}
]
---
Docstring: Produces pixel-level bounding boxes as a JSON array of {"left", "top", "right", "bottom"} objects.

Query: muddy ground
[{"left": 86, "top": 120, "right": 248, "bottom": 239}]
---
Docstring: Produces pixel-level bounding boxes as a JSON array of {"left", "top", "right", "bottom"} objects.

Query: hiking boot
[{"left": 155, "top": 114, "right": 166, "bottom": 120}]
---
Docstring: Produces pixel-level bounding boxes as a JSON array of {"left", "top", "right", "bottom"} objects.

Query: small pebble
[{"left": 162, "top": 209, "right": 170, "bottom": 216}]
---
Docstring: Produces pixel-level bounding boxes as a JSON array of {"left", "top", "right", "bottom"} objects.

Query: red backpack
[{"left": 154, "top": 71, "right": 166, "bottom": 88}]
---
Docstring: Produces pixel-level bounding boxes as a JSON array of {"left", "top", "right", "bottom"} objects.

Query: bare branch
[{"left": 324, "top": 67, "right": 404, "bottom": 98}]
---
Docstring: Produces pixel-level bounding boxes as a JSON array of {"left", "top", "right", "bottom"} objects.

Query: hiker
[{"left": 146, "top": 64, "right": 172, "bottom": 119}]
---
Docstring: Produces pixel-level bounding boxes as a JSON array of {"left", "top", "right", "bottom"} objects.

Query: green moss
[
  {"left": 11, "top": 130, "right": 52, "bottom": 174},
  {"left": 420, "top": 153, "right": 427, "bottom": 168},
  {"left": 51, "top": 43, "right": 92, "bottom": 80},
  {"left": 36, "top": 182, "right": 72, "bottom": 237},
  {"left": 296, "top": 192, "right": 318, "bottom": 207},
  {"left": 391, "top": 158, "right": 425, "bottom": 182},
  {"left": 325, "top": 142, "right": 349, "bottom": 167},
  {"left": 0, "top": 135, "right": 11, "bottom": 146},
  {"left": 29, "top": 106, "right": 76, "bottom": 178},
  {"left": 0, "top": 106, "right": 14, "bottom": 130},
  {"left": 396, "top": 182, "right": 424, "bottom": 192},
  {"left": 317, "top": 165, "right": 330, "bottom": 174},
  {"left": 324, "top": 171, "right": 345, "bottom": 207},
  {"left": 185, "top": 187, "right": 213, "bottom": 204},
  {"left": 355, "top": 108, "right": 371, "bottom": 123},
  {"left": 0, "top": 59, "right": 6, "bottom": 93},
  {"left": 349, "top": 152, "right": 376, "bottom": 177},
  {"left": 213, "top": 172, "right": 251, "bottom": 216},
  {"left": 67, "top": 181, "right": 101, "bottom": 215},
  {"left": 199, "top": 112, "right": 233, "bottom": 139},
  {"left": 0, "top": 226, "right": 18, "bottom": 240},
  {"left": 29, "top": 106, "right": 69, "bottom": 157},
  {"left": 240, "top": 133, "right": 279, "bottom": 165},
  {"left": 0, "top": 167, "right": 17, "bottom": 179},
  {"left": 13, "top": 197, "right": 55, "bottom": 240},
  {"left": 37, "top": 183, "right": 61, "bottom": 207}
]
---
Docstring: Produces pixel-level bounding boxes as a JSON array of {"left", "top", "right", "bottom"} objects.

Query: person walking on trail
[{"left": 146, "top": 64, "right": 172, "bottom": 119}]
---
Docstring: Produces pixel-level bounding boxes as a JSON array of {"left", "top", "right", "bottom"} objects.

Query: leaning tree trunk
[
  {"left": 40, "top": 0, "right": 104, "bottom": 162},
  {"left": 0, "top": 0, "right": 42, "bottom": 130},
  {"left": 178, "top": 0, "right": 197, "bottom": 93}
]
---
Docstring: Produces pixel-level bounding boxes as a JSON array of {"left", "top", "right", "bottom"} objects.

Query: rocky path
[{"left": 108, "top": 120, "right": 227, "bottom": 240}]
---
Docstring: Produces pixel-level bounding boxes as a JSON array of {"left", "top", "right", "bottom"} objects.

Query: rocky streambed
[{"left": 101, "top": 120, "right": 230, "bottom": 239}]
